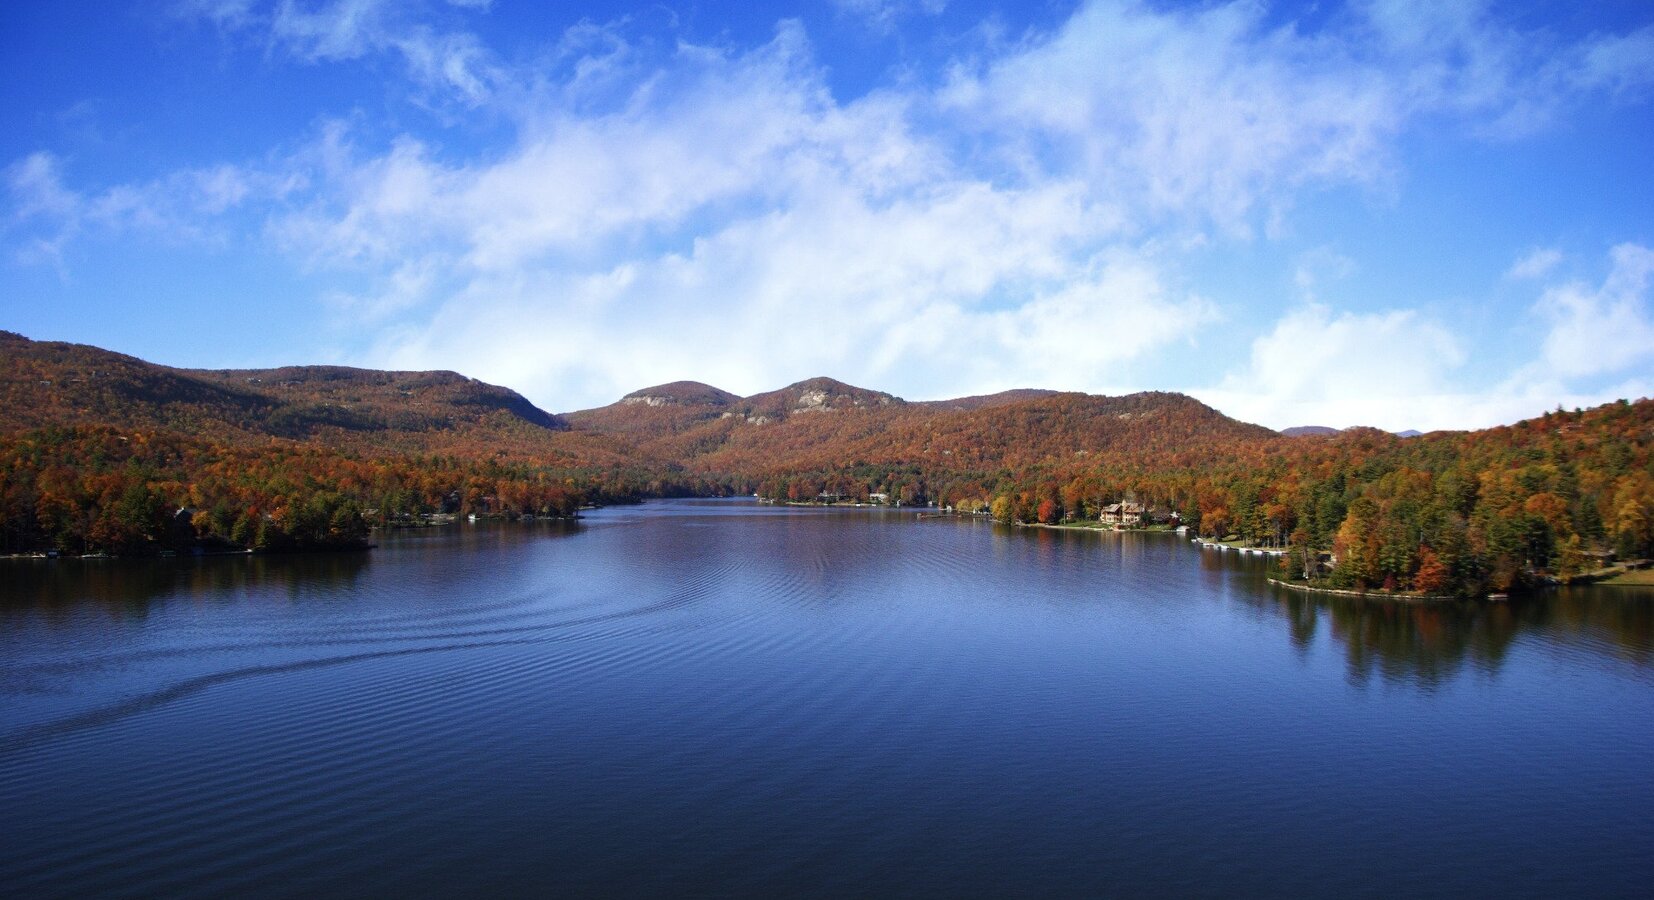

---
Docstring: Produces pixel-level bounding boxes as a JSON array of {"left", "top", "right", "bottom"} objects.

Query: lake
[{"left": 2, "top": 498, "right": 1651, "bottom": 898}]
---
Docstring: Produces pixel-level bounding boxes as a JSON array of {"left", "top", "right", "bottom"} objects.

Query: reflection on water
[
  {"left": 1238, "top": 578, "right": 1654, "bottom": 687},
  {"left": 0, "top": 519, "right": 581, "bottom": 614},
  {"left": 0, "top": 552, "right": 373, "bottom": 614},
  {"left": 1, "top": 500, "right": 1650, "bottom": 899}
]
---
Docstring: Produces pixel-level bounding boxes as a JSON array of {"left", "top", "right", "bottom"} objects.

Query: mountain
[
  {"left": 737, "top": 377, "right": 903, "bottom": 422},
  {"left": 565, "top": 381, "right": 1279, "bottom": 480},
  {"left": 618, "top": 381, "right": 741, "bottom": 408},
  {"left": 562, "top": 381, "right": 739, "bottom": 448},
  {"left": 0, "top": 331, "right": 632, "bottom": 464},
  {"left": 1282, "top": 424, "right": 1427, "bottom": 439},
  {"left": 1, "top": 330, "right": 276, "bottom": 434},
  {"left": 566, "top": 377, "right": 905, "bottom": 445},
  {"left": 3, "top": 332, "right": 1284, "bottom": 483},
  {"left": 187, "top": 364, "right": 564, "bottom": 432},
  {"left": 5, "top": 330, "right": 1652, "bottom": 599},
  {"left": 918, "top": 389, "right": 1060, "bottom": 411}
]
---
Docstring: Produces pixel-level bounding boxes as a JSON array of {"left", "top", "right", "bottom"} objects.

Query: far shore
[{"left": 17, "top": 500, "right": 1648, "bottom": 601}]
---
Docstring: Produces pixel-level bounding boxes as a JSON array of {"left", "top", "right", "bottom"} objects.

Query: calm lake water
[{"left": 3, "top": 498, "right": 1652, "bottom": 898}]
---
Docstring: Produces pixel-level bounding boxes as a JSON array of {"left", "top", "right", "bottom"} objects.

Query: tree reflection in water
[
  {"left": 0, "top": 551, "right": 373, "bottom": 619},
  {"left": 1246, "top": 584, "right": 1654, "bottom": 686}
]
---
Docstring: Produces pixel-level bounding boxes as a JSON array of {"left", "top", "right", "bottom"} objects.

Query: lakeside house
[{"left": 1100, "top": 501, "right": 1144, "bottom": 527}]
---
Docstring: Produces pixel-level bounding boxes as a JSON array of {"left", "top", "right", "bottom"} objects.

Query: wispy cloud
[
  {"left": 9, "top": 1, "right": 1654, "bottom": 417},
  {"left": 178, "top": 0, "right": 505, "bottom": 105},
  {"left": 1202, "top": 244, "right": 1654, "bottom": 431},
  {"left": 1506, "top": 247, "right": 1563, "bottom": 281},
  {"left": 941, "top": 1, "right": 1400, "bottom": 234},
  {"left": 832, "top": 0, "right": 949, "bottom": 35},
  {"left": 1198, "top": 303, "right": 1466, "bottom": 431},
  {"left": 4, "top": 151, "right": 304, "bottom": 266},
  {"left": 1529, "top": 243, "right": 1654, "bottom": 381}
]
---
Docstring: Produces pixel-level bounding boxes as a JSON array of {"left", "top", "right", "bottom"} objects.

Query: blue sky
[{"left": 4, "top": 0, "right": 1653, "bottom": 430}]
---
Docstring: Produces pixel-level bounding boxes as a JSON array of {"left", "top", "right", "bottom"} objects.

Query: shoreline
[
  {"left": 1033, "top": 520, "right": 1291, "bottom": 557},
  {"left": 1189, "top": 536, "right": 1288, "bottom": 556},
  {"left": 10, "top": 499, "right": 1640, "bottom": 603},
  {"left": 1029, "top": 522, "right": 1183, "bottom": 538},
  {"left": 1267, "top": 576, "right": 1465, "bottom": 603},
  {"left": 1, "top": 509, "right": 590, "bottom": 562}
]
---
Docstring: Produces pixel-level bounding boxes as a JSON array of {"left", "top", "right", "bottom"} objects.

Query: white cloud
[
  {"left": 1357, "top": 0, "right": 1654, "bottom": 136},
  {"left": 1506, "top": 247, "right": 1562, "bottom": 280},
  {"left": 941, "top": 1, "right": 1403, "bottom": 233},
  {"left": 4, "top": 153, "right": 81, "bottom": 266},
  {"left": 13, "top": 2, "right": 1654, "bottom": 423},
  {"left": 983, "top": 251, "right": 1218, "bottom": 390},
  {"left": 4, "top": 151, "right": 304, "bottom": 264},
  {"left": 1573, "top": 25, "right": 1654, "bottom": 93},
  {"left": 323, "top": 258, "right": 441, "bottom": 322},
  {"left": 1293, "top": 247, "right": 1358, "bottom": 300},
  {"left": 179, "top": 0, "right": 504, "bottom": 105},
  {"left": 832, "top": 0, "right": 948, "bottom": 35},
  {"left": 175, "top": 0, "right": 258, "bottom": 28},
  {"left": 361, "top": 180, "right": 1189, "bottom": 409},
  {"left": 1530, "top": 243, "right": 1654, "bottom": 380},
  {"left": 272, "top": 23, "right": 905, "bottom": 272},
  {"left": 270, "top": 17, "right": 1212, "bottom": 409},
  {"left": 7, "top": 153, "right": 80, "bottom": 223},
  {"left": 1205, "top": 244, "right": 1654, "bottom": 432},
  {"left": 1198, "top": 303, "right": 1466, "bottom": 431},
  {"left": 270, "top": 0, "right": 393, "bottom": 60},
  {"left": 942, "top": 0, "right": 1654, "bottom": 229},
  {"left": 232, "top": 6, "right": 1654, "bottom": 413}
]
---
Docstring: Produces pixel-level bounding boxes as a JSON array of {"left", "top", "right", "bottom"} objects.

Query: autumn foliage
[{"left": 3, "top": 331, "right": 1651, "bottom": 598}]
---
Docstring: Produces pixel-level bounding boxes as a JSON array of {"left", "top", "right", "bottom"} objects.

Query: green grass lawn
[{"left": 1599, "top": 568, "right": 1654, "bottom": 586}]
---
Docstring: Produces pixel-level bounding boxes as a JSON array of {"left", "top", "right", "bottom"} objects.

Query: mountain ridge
[
  {"left": 0, "top": 331, "right": 606, "bottom": 463},
  {"left": 3, "top": 330, "right": 1281, "bottom": 478},
  {"left": 1281, "top": 424, "right": 1430, "bottom": 439},
  {"left": 4, "top": 330, "right": 1652, "bottom": 601},
  {"left": 2, "top": 332, "right": 1607, "bottom": 475}
]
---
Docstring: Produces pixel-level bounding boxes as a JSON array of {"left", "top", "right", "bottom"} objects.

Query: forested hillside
[
  {"left": 3, "top": 332, "right": 1650, "bottom": 597},
  {"left": 0, "top": 331, "right": 609, "bottom": 463},
  {"left": 0, "top": 333, "right": 707, "bottom": 554}
]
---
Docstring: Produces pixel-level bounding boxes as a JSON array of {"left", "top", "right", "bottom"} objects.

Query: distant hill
[
  {"left": 4, "top": 332, "right": 1282, "bottom": 482},
  {"left": 0, "top": 332, "right": 1563, "bottom": 496},
  {"left": 0, "top": 331, "right": 636, "bottom": 465},
  {"left": 188, "top": 364, "right": 564, "bottom": 432},
  {"left": 918, "top": 389, "right": 1061, "bottom": 411},
  {"left": 4, "top": 330, "right": 1651, "bottom": 598},
  {"left": 1282, "top": 424, "right": 1426, "bottom": 438},
  {"left": 618, "top": 381, "right": 741, "bottom": 408},
  {"left": 738, "top": 377, "right": 903, "bottom": 422},
  {"left": 566, "top": 379, "right": 1278, "bottom": 479}
]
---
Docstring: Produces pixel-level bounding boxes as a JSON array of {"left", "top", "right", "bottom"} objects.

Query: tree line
[
  {"left": 4, "top": 393, "right": 1649, "bottom": 599},
  {"left": 0, "top": 425, "right": 673, "bottom": 555},
  {"left": 744, "top": 402, "right": 1653, "bottom": 597}
]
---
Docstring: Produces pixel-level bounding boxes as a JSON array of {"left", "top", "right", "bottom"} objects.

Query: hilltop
[
  {"left": 0, "top": 331, "right": 559, "bottom": 437},
  {"left": 5, "top": 333, "right": 1283, "bottom": 482},
  {"left": 1282, "top": 425, "right": 1430, "bottom": 439},
  {"left": 560, "top": 375, "right": 1276, "bottom": 481}
]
